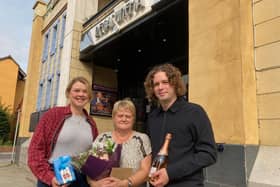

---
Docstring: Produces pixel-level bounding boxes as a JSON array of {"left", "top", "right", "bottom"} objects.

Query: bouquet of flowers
[{"left": 72, "top": 138, "right": 122, "bottom": 180}]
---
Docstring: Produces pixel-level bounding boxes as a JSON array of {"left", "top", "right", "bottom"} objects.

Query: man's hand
[{"left": 150, "top": 168, "right": 169, "bottom": 187}]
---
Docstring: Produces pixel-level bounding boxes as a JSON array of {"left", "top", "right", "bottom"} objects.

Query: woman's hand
[
  {"left": 87, "top": 176, "right": 114, "bottom": 187},
  {"left": 99, "top": 177, "right": 128, "bottom": 187},
  {"left": 51, "top": 177, "right": 68, "bottom": 187}
]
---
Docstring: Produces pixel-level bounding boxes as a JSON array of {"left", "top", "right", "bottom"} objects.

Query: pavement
[{"left": 0, "top": 152, "right": 36, "bottom": 187}]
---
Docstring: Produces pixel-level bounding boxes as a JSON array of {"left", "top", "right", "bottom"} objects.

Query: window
[
  {"left": 50, "top": 23, "right": 58, "bottom": 55},
  {"left": 36, "top": 81, "right": 44, "bottom": 111},
  {"left": 60, "top": 14, "right": 66, "bottom": 48},
  {"left": 45, "top": 75, "right": 53, "bottom": 109},
  {"left": 54, "top": 71, "right": 60, "bottom": 105},
  {"left": 42, "top": 32, "right": 50, "bottom": 62}
]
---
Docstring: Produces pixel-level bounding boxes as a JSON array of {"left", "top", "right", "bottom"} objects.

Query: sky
[{"left": 0, "top": 0, "right": 36, "bottom": 73}]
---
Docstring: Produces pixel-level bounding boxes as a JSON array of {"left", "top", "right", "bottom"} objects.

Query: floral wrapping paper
[{"left": 72, "top": 140, "right": 122, "bottom": 180}]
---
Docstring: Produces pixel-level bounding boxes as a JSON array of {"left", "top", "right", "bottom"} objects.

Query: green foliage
[
  {"left": 0, "top": 99, "right": 12, "bottom": 144},
  {"left": 72, "top": 138, "right": 116, "bottom": 170},
  {"left": 104, "top": 139, "right": 115, "bottom": 155}
]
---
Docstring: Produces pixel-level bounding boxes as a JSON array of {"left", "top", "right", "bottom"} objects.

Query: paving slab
[{"left": 0, "top": 161, "right": 36, "bottom": 187}]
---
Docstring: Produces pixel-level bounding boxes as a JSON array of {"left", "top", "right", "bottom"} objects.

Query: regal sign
[{"left": 80, "top": 0, "right": 156, "bottom": 51}]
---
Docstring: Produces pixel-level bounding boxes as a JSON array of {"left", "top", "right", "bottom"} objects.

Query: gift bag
[{"left": 53, "top": 155, "right": 76, "bottom": 185}]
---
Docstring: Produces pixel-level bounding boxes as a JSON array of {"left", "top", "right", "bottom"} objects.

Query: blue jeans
[{"left": 37, "top": 169, "right": 89, "bottom": 187}]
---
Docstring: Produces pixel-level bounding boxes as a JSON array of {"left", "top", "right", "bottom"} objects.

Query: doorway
[{"left": 86, "top": 0, "right": 188, "bottom": 131}]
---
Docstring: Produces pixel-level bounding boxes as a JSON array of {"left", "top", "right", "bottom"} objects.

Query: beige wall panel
[
  {"left": 190, "top": 62, "right": 244, "bottom": 144},
  {"left": 189, "top": 20, "right": 241, "bottom": 75},
  {"left": 190, "top": 0, "right": 258, "bottom": 144},
  {"left": 190, "top": 60, "right": 241, "bottom": 99},
  {"left": 192, "top": 93, "right": 244, "bottom": 144},
  {"left": 258, "top": 93, "right": 280, "bottom": 119},
  {"left": 189, "top": 0, "right": 243, "bottom": 144},
  {"left": 73, "top": 21, "right": 83, "bottom": 32},
  {"left": 240, "top": 0, "right": 258, "bottom": 145},
  {"left": 253, "top": 0, "right": 280, "bottom": 25},
  {"left": 93, "top": 117, "right": 114, "bottom": 133},
  {"left": 255, "top": 41, "right": 280, "bottom": 70},
  {"left": 259, "top": 119, "right": 280, "bottom": 145},
  {"left": 189, "top": 0, "right": 239, "bottom": 37},
  {"left": 255, "top": 17, "right": 280, "bottom": 47},
  {"left": 69, "top": 60, "right": 93, "bottom": 82},
  {"left": 70, "top": 65, "right": 92, "bottom": 79},
  {"left": 256, "top": 68, "right": 280, "bottom": 94},
  {"left": 93, "top": 66, "right": 118, "bottom": 89}
]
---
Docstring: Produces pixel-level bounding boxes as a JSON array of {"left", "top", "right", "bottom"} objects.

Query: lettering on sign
[{"left": 93, "top": 0, "right": 150, "bottom": 44}]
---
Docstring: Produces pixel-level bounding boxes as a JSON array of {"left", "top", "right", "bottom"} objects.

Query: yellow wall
[
  {"left": 189, "top": 0, "right": 258, "bottom": 145},
  {"left": 19, "top": 1, "right": 46, "bottom": 137},
  {"left": 14, "top": 79, "right": 25, "bottom": 111},
  {"left": 0, "top": 58, "right": 19, "bottom": 112},
  {"left": 253, "top": 0, "right": 280, "bottom": 145}
]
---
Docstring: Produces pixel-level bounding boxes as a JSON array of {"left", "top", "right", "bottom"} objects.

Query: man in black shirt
[{"left": 144, "top": 63, "right": 217, "bottom": 187}]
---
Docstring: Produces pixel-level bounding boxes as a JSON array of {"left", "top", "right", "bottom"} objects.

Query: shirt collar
[
  {"left": 156, "top": 97, "right": 185, "bottom": 114},
  {"left": 64, "top": 104, "right": 89, "bottom": 117}
]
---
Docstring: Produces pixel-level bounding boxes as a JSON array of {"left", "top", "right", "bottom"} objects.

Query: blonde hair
[
  {"left": 112, "top": 98, "right": 136, "bottom": 122},
  {"left": 65, "top": 76, "right": 93, "bottom": 100}
]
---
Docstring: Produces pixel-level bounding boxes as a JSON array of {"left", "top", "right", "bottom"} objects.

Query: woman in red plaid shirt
[{"left": 28, "top": 76, "right": 98, "bottom": 187}]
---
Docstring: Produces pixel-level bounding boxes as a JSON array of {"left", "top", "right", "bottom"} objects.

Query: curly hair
[{"left": 144, "top": 63, "right": 186, "bottom": 102}]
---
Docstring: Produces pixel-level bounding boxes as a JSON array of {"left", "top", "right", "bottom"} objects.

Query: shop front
[{"left": 80, "top": 0, "right": 188, "bottom": 132}]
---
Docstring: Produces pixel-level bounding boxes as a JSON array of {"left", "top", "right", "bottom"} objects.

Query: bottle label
[{"left": 149, "top": 166, "right": 157, "bottom": 176}]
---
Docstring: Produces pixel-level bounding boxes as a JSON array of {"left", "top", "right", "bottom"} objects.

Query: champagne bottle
[{"left": 149, "top": 133, "right": 172, "bottom": 182}]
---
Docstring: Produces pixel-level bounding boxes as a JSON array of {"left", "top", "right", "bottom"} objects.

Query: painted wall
[
  {"left": 0, "top": 58, "right": 19, "bottom": 112},
  {"left": 14, "top": 79, "right": 25, "bottom": 111},
  {"left": 189, "top": 0, "right": 258, "bottom": 145},
  {"left": 19, "top": 1, "right": 46, "bottom": 137},
  {"left": 253, "top": 0, "right": 280, "bottom": 146}
]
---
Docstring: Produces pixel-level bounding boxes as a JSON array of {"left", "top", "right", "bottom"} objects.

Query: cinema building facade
[{"left": 18, "top": 0, "right": 280, "bottom": 186}]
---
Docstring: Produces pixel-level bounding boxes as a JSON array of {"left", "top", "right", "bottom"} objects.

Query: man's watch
[{"left": 127, "top": 178, "right": 132, "bottom": 187}]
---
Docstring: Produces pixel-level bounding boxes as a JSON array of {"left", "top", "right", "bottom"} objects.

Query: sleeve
[
  {"left": 91, "top": 132, "right": 110, "bottom": 148},
  {"left": 167, "top": 106, "right": 217, "bottom": 180},
  {"left": 142, "top": 133, "right": 152, "bottom": 156},
  {"left": 89, "top": 117, "right": 99, "bottom": 140},
  {"left": 27, "top": 110, "right": 55, "bottom": 185}
]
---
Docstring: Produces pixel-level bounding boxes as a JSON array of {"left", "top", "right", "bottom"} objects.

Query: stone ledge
[{"left": 248, "top": 146, "right": 280, "bottom": 187}]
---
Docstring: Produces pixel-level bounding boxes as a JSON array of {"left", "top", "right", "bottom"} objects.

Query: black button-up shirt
[{"left": 147, "top": 97, "right": 217, "bottom": 186}]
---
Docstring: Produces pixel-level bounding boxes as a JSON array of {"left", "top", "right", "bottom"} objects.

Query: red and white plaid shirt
[{"left": 28, "top": 105, "right": 98, "bottom": 185}]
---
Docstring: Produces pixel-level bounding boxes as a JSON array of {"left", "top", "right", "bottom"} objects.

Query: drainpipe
[{"left": 11, "top": 109, "right": 20, "bottom": 164}]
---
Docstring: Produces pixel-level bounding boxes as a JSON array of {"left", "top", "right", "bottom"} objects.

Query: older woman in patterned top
[{"left": 88, "top": 98, "right": 152, "bottom": 187}]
